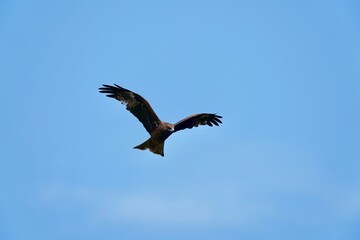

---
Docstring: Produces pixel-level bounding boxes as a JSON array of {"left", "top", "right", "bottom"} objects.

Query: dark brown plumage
[{"left": 99, "top": 84, "right": 222, "bottom": 156}]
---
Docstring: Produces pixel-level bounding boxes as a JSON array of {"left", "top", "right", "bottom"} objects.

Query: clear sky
[{"left": 1, "top": 0, "right": 359, "bottom": 239}]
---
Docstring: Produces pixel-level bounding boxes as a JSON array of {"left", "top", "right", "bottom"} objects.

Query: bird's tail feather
[{"left": 134, "top": 138, "right": 165, "bottom": 157}]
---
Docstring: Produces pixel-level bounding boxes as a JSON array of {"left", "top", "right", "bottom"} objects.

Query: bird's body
[
  {"left": 99, "top": 84, "right": 222, "bottom": 156},
  {"left": 134, "top": 121, "right": 174, "bottom": 156}
]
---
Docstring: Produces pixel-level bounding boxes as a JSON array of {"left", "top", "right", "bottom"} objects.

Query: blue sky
[{"left": 1, "top": 0, "right": 359, "bottom": 239}]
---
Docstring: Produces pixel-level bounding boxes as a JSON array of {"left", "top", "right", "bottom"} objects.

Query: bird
[{"left": 99, "top": 84, "right": 223, "bottom": 156}]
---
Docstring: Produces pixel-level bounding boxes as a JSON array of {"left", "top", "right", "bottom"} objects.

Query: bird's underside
[{"left": 99, "top": 84, "right": 223, "bottom": 156}]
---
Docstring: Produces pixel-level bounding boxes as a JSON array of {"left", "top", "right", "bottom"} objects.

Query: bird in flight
[{"left": 99, "top": 84, "right": 223, "bottom": 156}]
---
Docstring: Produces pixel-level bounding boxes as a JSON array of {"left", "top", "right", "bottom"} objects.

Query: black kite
[{"left": 99, "top": 84, "right": 222, "bottom": 156}]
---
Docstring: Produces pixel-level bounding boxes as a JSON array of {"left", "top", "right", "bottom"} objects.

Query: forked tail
[{"left": 134, "top": 137, "right": 165, "bottom": 157}]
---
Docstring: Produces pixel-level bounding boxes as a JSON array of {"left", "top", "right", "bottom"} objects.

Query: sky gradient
[{"left": 1, "top": 0, "right": 360, "bottom": 239}]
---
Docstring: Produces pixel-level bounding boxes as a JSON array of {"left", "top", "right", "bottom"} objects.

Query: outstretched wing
[
  {"left": 174, "top": 113, "right": 223, "bottom": 132},
  {"left": 99, "top": 84, "right": 161, "bottom": 134}
]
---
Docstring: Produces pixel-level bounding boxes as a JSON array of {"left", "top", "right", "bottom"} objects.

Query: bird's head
[{"left": 165, "top": 123, "right": 175, "bottom": 132}]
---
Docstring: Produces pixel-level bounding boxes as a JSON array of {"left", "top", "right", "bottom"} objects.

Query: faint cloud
[
  {"left": 35, "top": 139, "right": 360, "bottom": 229},
  {"left": 98, "top": 194, "right": 213, "bottom": 226},
  {"left": 37, "top": 183, "right": 276, "bottom": 228},
  {"left": 341, "top": 191, "right": 360, "bottom": 218}
]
